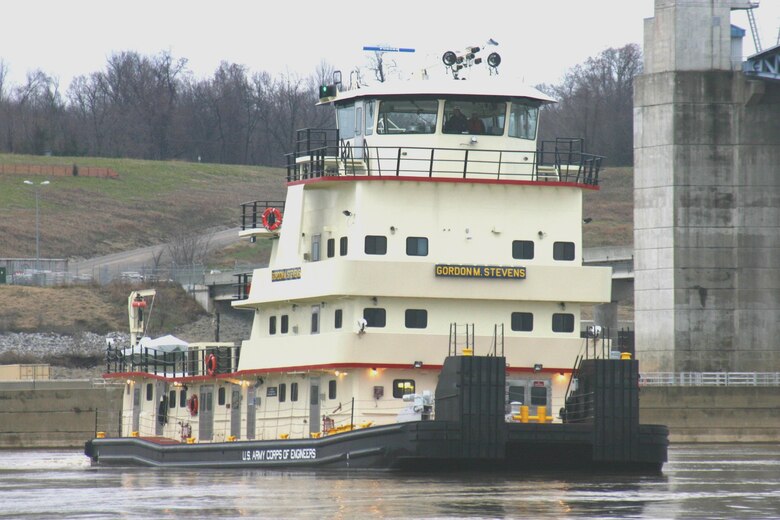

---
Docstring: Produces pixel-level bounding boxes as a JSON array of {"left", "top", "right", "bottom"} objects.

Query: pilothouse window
[
  {"left": 377, "top": 100, "right": 437, "bottom": 134},
  {"left": 509, "top": 100, "right": 539, "bottom": 140},
  {"left": 443, "top": 100, "right": 505, "bottom": 135},
  {"left": 337, "top": 104, "right": 356, "bottom": 139}
]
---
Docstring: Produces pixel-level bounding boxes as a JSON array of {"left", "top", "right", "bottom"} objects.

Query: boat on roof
[{"left": 85, "top": 45, "right": 668, "bottom": 471}]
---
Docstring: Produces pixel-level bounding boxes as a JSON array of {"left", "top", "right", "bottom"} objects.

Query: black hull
[{"left": 85, "top": 420, "right": 668, "bottom": 472}]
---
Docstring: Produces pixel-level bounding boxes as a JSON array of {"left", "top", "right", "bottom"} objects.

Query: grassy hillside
[
  {"left": 0, "top": 153, "right": 286, "bottom": 259},
  {"left": 583, "top": 167, "right": 633, "bottom": 247},
  {"left": 0, "top": 283, "right": 206, "bottom": 334}
]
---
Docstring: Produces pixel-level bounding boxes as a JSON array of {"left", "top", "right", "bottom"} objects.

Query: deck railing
[
  {"left": 105, "top": 344, "right": 241, "bottom": 378},
  {"left": 285, "top": 129, "right": 603, "bottom": 186},
  {"left": 640, "top": 372, "right": 780, "bottom": 386},
  {"left": 240, "top": 200, "right": 286, "bottom": 231}
]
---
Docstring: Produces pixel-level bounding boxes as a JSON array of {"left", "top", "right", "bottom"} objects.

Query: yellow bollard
[
  {"left": 96, "top": 432, "right": 106, "bottom": 439},
  {"left": 462, "top": 347, "right": 473, "bottom": 356},
  {"left": 227, "top": 435, "right": 237, "bottom": 442},
  {"left": 621, "top": 352, "right": 632, "bottom": 360},
  {"left": 130, "top": 431, "right": 139, "bottom": 438},
  {"left": 520, "top": 405, "right": 529, "bottom": 423},
  {"left": 537, "top": 406, "right": 547, "bottom": 423},
  {"left": 186, "top": 437, "right": 196, "bottom": 444}
]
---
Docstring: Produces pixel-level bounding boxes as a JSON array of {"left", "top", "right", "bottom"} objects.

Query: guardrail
[
  {"left": 105, "top": 345, "right": 241, "bottom": 378},
  {"left": 640, "top": 372, "right": 780, "bottom": 386}
]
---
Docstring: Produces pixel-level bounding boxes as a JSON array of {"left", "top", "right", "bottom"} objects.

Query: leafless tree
[{"left": 538, "top": 44, "right": 642, "bottom": 166}]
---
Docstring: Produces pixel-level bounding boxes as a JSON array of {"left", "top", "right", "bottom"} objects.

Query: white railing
[{"left": 640, "top": 372, "right": 780, "bottom": 386}]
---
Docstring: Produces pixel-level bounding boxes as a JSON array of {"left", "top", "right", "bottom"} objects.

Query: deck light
[
  {"left": 342, "top": 210, "right": 352, "bottom": 217},
  {"left": 534, "top": 363, "right": 543, "bottom": 372},
  {"left": 413, "top": 361, "right": 423, "bottom": 369},
  {"left": 487, "top": 52, "right": 502, "bottom": 68}
]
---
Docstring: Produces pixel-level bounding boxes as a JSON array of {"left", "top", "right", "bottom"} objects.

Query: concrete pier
[{"left": 634, "top": 0, "right": 780, "bottom": 372}]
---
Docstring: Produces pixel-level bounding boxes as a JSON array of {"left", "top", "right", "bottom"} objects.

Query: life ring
[
  {"left": 262, "top": 207, "right": 282, "bottom": 231},
  {"left": 187, "top": 395, "right": 199, "bottom": 416},
  {"left": 206, "top": 353, "right": 217, "bottom": 376}
]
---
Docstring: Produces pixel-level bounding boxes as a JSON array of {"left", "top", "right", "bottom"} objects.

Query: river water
[{"left": 2, "top": 444, "right": 780, "bottom": 519}]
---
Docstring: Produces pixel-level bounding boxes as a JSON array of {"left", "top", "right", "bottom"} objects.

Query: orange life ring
[
  {"left": 187, "top": 395, "right": 199, "bottom": 416},
  {"left": 262, "top": 207, "right": 282, "bottom": 231},
  {"left": 206, "top": 353, "right": 217, "bottom": 376}
]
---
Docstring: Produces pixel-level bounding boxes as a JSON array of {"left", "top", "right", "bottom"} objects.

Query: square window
[
  {"left": 392, "top": 379, "right": 415, "bottom": 398},
  {"left": 508, "top": 386, "right": 525, "bottom": 404},
  {"left": 405, "top": 309, "right": 428, "bottom": 329},
  {"left": 340, "top": 237, "right": 348, "bottom": 256},
  {"left": 365, "top": 235, "right": 387, "bottom": 255},
  {"left": 531, "top": 385, "right": 548, "bottom": 406},
  {"left": 334, "top": 309, "right": 343, "bottom": 329},
  {"left": 363, "top": 307, "right": 386, "bottom": 327},
  {"left": 552, "top": 313, "right": 575, "bottom": 333},
  {"left": 512, "top": 240, "right": 534, "bottom": 260},
  {"left": 553, "top": 241, "right": 575, "bottom": 261},
  {"left": 406, "top": 237, "right": 428, "bottom": 256},
  {"left": 511, "top": 312, "right": 533, "bottom": 331},
  {"left": 327, "top": 238, "right": 335, "bottom": 258}
]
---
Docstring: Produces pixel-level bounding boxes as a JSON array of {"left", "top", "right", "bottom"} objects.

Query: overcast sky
[{"left": 1, "top": 0, "right": 778, "bottom": 91}]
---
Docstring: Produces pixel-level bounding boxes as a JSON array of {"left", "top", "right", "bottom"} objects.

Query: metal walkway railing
[{"left": 640, "top": 372, "right": 780, "bottom": 386}]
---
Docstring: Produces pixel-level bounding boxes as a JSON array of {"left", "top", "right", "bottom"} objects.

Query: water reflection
[{"left": 3, "top": 445, "right": 780, "bottom": 518}]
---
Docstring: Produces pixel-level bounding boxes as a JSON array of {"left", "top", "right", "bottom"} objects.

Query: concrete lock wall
[
  {"left": 635, "top": 0, "right": 780, "bottom": 372},
  {"left": 0, "top": 382, "right": 123, "bottom": 448},
  {"left": 640, "top": 386, "right": 780, "bottom": 443}
]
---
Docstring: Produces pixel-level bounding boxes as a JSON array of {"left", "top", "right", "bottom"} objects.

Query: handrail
[
  {"left": 240, "top": 200, "right": 286, "bottom": 231},
  {"left": 105, "top": 344, "right": 241, "bottom": 378},
  {"left": 640, "top": 372, "right": 780, "bottom": 386},
  {"left": 286, "top": 142, "right": 602, "bottom": 185}
]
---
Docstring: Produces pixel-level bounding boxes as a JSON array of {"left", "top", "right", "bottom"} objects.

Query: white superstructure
[{"left": 107, "top": 58, "right": 611, "bottom": 443}]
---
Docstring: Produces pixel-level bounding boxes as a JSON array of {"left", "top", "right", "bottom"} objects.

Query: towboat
[{"left": 85, "top": 46, "right": 668, "bottom": 471}]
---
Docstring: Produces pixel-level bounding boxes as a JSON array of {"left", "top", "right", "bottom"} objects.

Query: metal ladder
[{"left": 747, "top": 3, "right": 762, "bottom": 53}]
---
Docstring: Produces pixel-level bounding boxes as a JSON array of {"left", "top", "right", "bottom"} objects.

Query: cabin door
[
  {"left": 230, "top": 386, "right": 241, "bottom": 439},
  {"left": 155, "top": 381, "right": 167, "bottom": 436},
  {"left": 131, "top": 385, "right": 141, "bottom": 434},
  {"left": 199, "top": 385, "right": 214, "bottom": 441},
  {"left": 309, "top": 378, "right": 321, "bottom": 435},
  {"left": 246, "top": 387, "right": 256, "bottom": 440},
  {"left": 353, "top": 101, "right": 364, "bottom": 159}
]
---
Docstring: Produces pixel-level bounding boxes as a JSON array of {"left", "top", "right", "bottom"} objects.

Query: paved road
[{"left": 68, "top": 227, "right": 243, "bottom": 281}]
